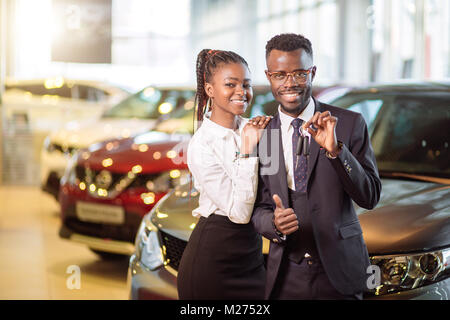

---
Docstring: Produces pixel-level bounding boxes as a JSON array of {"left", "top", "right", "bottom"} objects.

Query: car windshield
[
  {"left": 102, "top": 87, "right": 195, "bottom": 119},
  {"left": 153, "top": 88, "right": 278, "bottom": 134},
  {"left": 331, "top": 90, "right": 450, "bottom": 179},
  {"left": 154, "top": 104, "right": 196, "bottom": 134}
]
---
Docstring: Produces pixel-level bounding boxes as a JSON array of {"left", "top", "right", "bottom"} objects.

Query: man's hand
[
  {"left": 304, "top": 111, "right": 340, "bottom": 155},
  {"left": 273, "top": 194, "right": 299, "bottom": 236}
]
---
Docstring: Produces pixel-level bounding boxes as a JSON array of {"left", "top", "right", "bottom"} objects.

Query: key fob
[
  {"left": 303, "top": 136, "right": 310, "bottom": 156},
  {"left": 296, "top": 135, "right": 304, "bottom": 156}
]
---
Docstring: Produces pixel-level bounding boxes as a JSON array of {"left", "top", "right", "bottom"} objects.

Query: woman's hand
[{"left": 240, "top": 115, "right": 272, "bottom": 155}]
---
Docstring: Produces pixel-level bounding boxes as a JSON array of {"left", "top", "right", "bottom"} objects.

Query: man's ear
[
  {"left": 204, "top": 82, "right": 214, "bottom": 98},
  {"left": 264, "top": 70, "right": 271, "bottom": 82},
  {"left": 311, "top": 66, "right": 317, "bottom": 82}
]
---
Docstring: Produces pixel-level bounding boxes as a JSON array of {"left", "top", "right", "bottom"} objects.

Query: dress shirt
[
  {"left": 187, "top": 113, "right": 259, "bottom": 224},
  {"left": 278, "top": 98, "right": 315, "bottom": 191}
]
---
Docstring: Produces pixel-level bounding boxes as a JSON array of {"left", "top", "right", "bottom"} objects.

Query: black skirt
[{"left": 177, "top": 214, "right": 266, "bottom": 300}]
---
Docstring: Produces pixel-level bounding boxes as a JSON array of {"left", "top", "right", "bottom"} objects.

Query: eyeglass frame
[{"left": 265, "top": 66, "right": 315, "bottom": 84}]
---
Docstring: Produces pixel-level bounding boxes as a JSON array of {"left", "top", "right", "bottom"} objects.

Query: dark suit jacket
[{"left": 251, "top": 98, "right": 382, "bottom": 298}]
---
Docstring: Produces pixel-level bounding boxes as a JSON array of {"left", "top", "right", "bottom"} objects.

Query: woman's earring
[{"left": 206, "top": 97, "right": 212, "bottom": 111}]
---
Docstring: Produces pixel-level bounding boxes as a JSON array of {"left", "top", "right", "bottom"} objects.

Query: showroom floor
[{"left": 0, "top": 186, "right": 129, "bottom": 299}]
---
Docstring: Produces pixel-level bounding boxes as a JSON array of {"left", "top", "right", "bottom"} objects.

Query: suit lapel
[
  {"left": 267, "top": 114, "right": 289, "bottom": 208},
  {"left": 306, "top": 98, "right": 323, "bottom": 187}
]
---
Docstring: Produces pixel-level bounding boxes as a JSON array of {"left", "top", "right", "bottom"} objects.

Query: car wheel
[{"left": 89, "top": 248, "right": 128, "bottom": 260}]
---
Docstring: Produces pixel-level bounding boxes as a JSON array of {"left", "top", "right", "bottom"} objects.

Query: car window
[
  {"left": 331, "top": 93, "right": 385, "bottom": 132},
  {"left": 154, "top": 89, "right": 275, "bottom": 134},
  {"left": 103, "top": 88, "right": 194, "bottom": 119},
  {"left": 347, "top": 99, "right": 383, "bottom": 128},
  {"left": 73, "top": 85, "right": 108, "bottom": 102},
  {"left": 6, "top": 83, "right": 73, "bottom": 98},
  {"left": 371, "top": 94, "right": 449, "bottom": 178},
  {"left": 154, "top": 108, "right": 195, "bottom": 134},
  {"left": 103, "top": 87, "right": 162, "bottom": 118},
  {"left": 331, "top": 91, "right": 450, "bottom": 179},
  {"left": 246, "top": 91, "right": 277, "bottom": 117}
]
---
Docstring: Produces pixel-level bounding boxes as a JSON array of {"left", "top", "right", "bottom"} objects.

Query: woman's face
[{"left": 205, "top": 62, "right": 253, "bottom": 116}]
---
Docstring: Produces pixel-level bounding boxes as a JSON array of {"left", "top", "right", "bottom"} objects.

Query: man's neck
[{"left": 279, "top": 98, "right": 311, "bottom": 118}]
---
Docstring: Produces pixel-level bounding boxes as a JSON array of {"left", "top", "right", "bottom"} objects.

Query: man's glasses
[{"left": 266, "top": 66, "right": 314, "bottom": 84}]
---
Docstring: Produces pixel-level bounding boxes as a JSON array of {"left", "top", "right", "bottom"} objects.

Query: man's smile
[{"left": 279, "top": 90, "right": 304, "bottom": 102}]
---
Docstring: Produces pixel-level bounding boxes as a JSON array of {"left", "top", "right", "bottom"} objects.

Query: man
[{"left": 251, "top": 33, "right": 381, "bottom": 300}]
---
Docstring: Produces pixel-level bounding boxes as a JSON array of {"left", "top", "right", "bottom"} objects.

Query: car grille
[
  {"left": 52, "top": 143, "right": 77, "bottom": 155},
  {"left": 75, "top": 165, "right": 159, "bottom": 199},
  {"left": 159, "top": 230, "right": 187, "bottom": 271}
]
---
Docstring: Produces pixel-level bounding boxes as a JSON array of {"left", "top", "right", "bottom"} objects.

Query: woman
[{"left": 177, "top": 49, "right": 271, "bottom": 300}]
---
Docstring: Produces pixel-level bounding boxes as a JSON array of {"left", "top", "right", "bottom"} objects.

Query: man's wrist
[
  {"left": 326, "top": 141, "right": 343, "bottom": 159},
  {"left": 272, "top": 216, "right": 284, "bottom": 237}
]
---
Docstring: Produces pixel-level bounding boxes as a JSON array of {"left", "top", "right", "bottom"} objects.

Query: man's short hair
[{"left": 265, "top": 33, "right": 313, "bottom": 59}]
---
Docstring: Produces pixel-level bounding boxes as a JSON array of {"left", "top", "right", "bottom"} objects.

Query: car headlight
[
  {"left": 369, "top": 247, "right": 450, "bottom": 296},
  {"left": 132, "top": 169, "right": 190, "bottom": 193},
  {"left": 43, "top": 136, "right": 55, "bottom": 153},
  {"left": 135, "top": 207, "right": 164, "bottom": 271},
  {"left": 60, "top": 152, "right": 79, "bottom": 185},
  {"left": 43, "top": 137, "right": 77, "bottom": 155}
]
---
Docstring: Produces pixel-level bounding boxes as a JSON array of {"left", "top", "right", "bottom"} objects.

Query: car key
[{"left": 303, "top": 135, "right": 310, "bottom": 156}]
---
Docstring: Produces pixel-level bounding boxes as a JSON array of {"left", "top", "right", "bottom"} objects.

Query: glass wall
[
  {"left": 369, "top": 0, "right": 449, "bottom": 82},
  {"left": 4, "top": 0, "right": 450, "bottom": 88},
  {"left": 7, "top": 0, "right": 192, "bottom": 90},
  {"left": 424, "top": 0, "right": 449, "bottom": 79},
  {"left": 191, "top": 0, "right": 339, "bottom": 85},
  {"left": 192, "top": 0, "right": 449, "bottom": 85}
]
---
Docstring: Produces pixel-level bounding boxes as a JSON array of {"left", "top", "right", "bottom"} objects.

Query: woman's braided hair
[{"left": 194, "top": 49, "right": 249, "bottom": 124}]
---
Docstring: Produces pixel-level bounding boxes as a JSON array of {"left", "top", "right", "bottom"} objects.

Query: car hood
[
  {"left": 151, "top": 178, "right": 450, "bottom": 254},
  {"left": 151, "top": 186, "right": 199, "bottom": 241},
  {"left": 358, "top": 178, "right": 450, "bottom": 255},
  {"left": 48, "top": 118, "right": 157, "bottom": 149},
  {"left": 79, "top": 131, "right": 190, "bottom": 173}
]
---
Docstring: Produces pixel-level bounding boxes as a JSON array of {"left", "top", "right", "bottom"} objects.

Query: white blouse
[{"left": 187, "top": 113, "right": 259, "bottom": 224}]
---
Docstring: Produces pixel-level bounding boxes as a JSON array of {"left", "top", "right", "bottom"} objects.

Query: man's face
[{"left": 265, "top": 48, "right": 316, "bottom": 117}]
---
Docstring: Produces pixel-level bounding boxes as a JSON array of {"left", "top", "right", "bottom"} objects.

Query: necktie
[{"left": 291, "top": 118, "right": 307, "bottom": 192}]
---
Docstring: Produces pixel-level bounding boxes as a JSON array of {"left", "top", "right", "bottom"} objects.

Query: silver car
[{"left": 128, "top": 82, "right": 450, "bottom": 300}]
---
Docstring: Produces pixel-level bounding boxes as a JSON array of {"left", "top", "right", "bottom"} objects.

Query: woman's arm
[{"left": 188, "top": 141, "right": 259, "bottom": 224}]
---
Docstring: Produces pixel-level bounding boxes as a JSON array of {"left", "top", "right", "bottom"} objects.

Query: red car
[
  {"left": 58, "top": 86, "right": 278, "bottom": 258},
  {"left": 59, "top": 131, "right": 190, "bottom": 258}
]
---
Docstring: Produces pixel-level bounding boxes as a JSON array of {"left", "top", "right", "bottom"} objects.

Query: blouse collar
[{"left": 201, "top": 112, "right": 245, "bottom": 138}]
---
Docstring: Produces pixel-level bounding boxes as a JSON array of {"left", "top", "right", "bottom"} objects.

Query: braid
[
  {"left": 194, "top": 49, "right": 249, "bottom": 124},
  {"left": 194, "top": 49, "right": 209, "bottom": 123}
]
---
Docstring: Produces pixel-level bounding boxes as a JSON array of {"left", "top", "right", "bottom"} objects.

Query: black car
[{"left": 128, "top": 82, "right": 450, "bottom": 300}]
